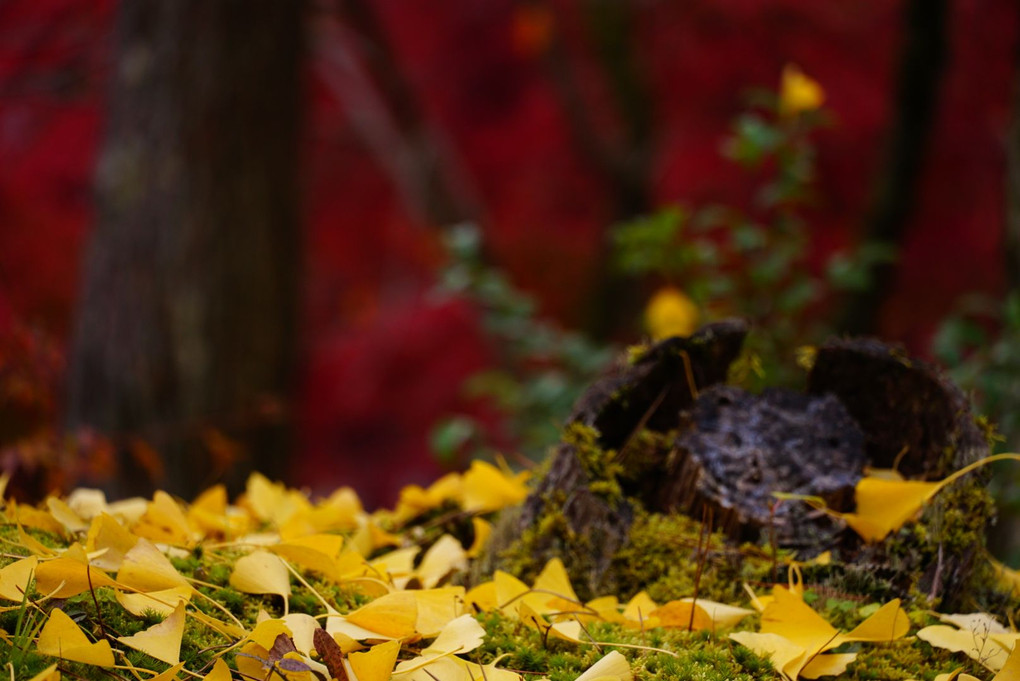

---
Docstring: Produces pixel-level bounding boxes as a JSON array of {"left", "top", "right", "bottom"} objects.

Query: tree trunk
[
  {"left": 840, "top": 0, "right": 947, "bottom": 334},
  {"left": 67, "top": 1, "right": 304, "bottom": 499}
]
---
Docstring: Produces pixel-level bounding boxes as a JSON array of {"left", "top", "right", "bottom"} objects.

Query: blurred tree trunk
[
  {"left": 840, "top": 0, "right": 947, "bottom": 335},
  {"left": 67, "top": 1, "right": 304, "bottom": 498},
  {"left": 1005, "top": 37, "right": 1020, "bottom": 291}
]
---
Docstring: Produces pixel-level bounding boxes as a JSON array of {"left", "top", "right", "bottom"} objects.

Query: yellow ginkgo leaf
[
  {"left": 409, "top": 586, "right": 465, "bottom": 637},
  {"left": 423, "top": 614, "right": 485, "bottom": 655},
  {"left": 249, "top": 617, "right": 293, "bottom": 649},
  {"left": 12, "top": 501, "right": 65, "bottom": 536},
  {"left": 348, "top": 639, "right": 402, "bottom": 681},
  {"left": 644, "top": 287, "right": 700, "bottom": 340},
  {"left": 575, "top": 651, "right": 632, "bottom": 681},
  {"left": 26, "top": 663, "right": 60, "bottom": 681},
  {"left": 467, "top": 517, "right": 492, "bottom": 558},
  {"left": 760, "top": 586, "right": 838, "bottom": 653},
  {"left": 236, "top": 640, "right": 272, "bottom": 680},
  {"left": 917, "top": 625, "right": 1011, "bottom": 672},
  {"left": 728, "top": 631, "right": 806, "bottom": 681},
  {"left": 36, "top": 607, "right": 116, "bottom": 667},
  {"left": 584, "top": 596, "right": 624, "bottom": 624},
  {"left": 494, "top": 570, "right": 531, "bottom": 617},
  {"left": 621, "top": 591, "right": 659, "bottom": 628},
  {"left": 460, "top": 460, "right": 529, "bottom": 513},
  {"left": 994, "top": 642, "right": 1020, "bottom": 681},
  {"left": 369, "top": 546, "right": 420, "bottom": 585},
  {"left": 204, "top": 658, "right": 232, "bottom": 681},
  {"left": 271, "top": 534, "right": 346, "bottom": 582},
  {"left": 651, "top": 598, "right": 753, "bottom": 631},
  {"left": 46, "top": 497, "right": 88, "bottom": 533},
  {"left": 417, "top": 534, "right": 468, "bottom": 589},
  {"left": 134, "top": 491, "right": 195, "bottom": 546},
  {"left": 19, "top": 524, "right": 57, "bottom": 557},
  {"left": 800, "top": 653, "right": 857, "bottom": 680},
  {"left": 844, "top": 477, "right": 940, "bottom": 542},
  {"left": 85, "top": 513, "right": 138, "bottom": 571},
  {"left": 345, "top": 590, "right": 419, "bottom": 639},
  {"left": 34, "top": 545, "right": 117, "bottom": 598},
  {"left": 282, "top": 613, "right": 320, "bottom": 656},
  {"left": 0, "top": 556, "right": 38, "bottom": 602},
  {"left": 464, "top": 580, "right": 497, "bottom": 613},
  {"left": 117, "top": 538, "right": 190, "bottom": 593},
  {"left": 230, "top": 550, "right": 291, "bottom": 603},
  {"left": 117, "top": 601, "right": 186, "bottom": 665},
  {"left": 116, "top": 585, "right": 192, "bottom": 617},
  {"left": 648, "top": 600, "right": 713, "bottom": 630},
  {"left": 841, "top": 599, "right": 909, "bottom": 642},
  {"left": 529, "top": 557, "right": 581, "bottom": 615}
]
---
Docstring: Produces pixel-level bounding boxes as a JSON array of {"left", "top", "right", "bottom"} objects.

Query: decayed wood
[{"left": 503, "top": 322, "right": 991, "bottom": 604}]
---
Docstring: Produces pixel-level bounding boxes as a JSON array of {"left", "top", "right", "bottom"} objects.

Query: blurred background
[{"left": 1, "top": 0, "right": 1018, "bottom": 534}]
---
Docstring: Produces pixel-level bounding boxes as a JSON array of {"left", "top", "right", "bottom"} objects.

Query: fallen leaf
[
  {"left": 423, "top": 614, "right": 485, "bottom": 655},
  {"left": 575, "top": 650, "right": 632, "bottom": 681},
  {"left": 34, "top": 544, "right": 118, "bottom": 598},
  {"left": 116, "top": 585, "right": 192, "bottom": 617},
  {"left": 117, "top": 601, "right": 187, "bottom": 664},
  {"left": 230, "top": 550, "right": 292, "bottom": 604},
  {"left": 36, "top": 607, "right": 115, "bottom": 667},
  {"left": 348, "top": 639, "right": 400, "bottom": 681},
  {"left": 344, "top": 590, "right": 418, "bottom": 639},
  {"left": 416, "top": 534, "right": 468, "bottom": 588},
  {"left": 203, "top": 658, "right": 232, "bottom": 681},
  {"left": 0, "top": 556, "right": 38, "bottom": 601},
  {"left": 460, "top": 460, "right": 529, "bottom": 513},
  {"left": 314, "top": 626, "right": 349, "bottom": 681},
  {"left": 26, "top": 663, "right": 60, "bottom": 681},
  {"left": 117, "top": 538, "right": 191, "bottom": 592},
  {"left": 85, "top": 513, "right": 139, "bottom": 571}
]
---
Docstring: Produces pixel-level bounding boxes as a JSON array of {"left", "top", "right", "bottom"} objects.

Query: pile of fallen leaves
[{"left": 5, "top": 457, "right": 1020, "bottom": 681}]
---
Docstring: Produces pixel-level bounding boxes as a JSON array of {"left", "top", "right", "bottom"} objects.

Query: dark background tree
[{"left": 65, "top": 1, "right": 304, "bottom": 498}]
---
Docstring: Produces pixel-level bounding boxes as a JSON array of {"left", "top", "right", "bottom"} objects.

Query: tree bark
[{"left": 67, "top": 1, "right": 304, "bottom": 499}]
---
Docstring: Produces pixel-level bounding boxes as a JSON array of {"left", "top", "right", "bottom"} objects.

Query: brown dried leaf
[{"left": 314, "top": 626, "right": 348, "bottom": 681}]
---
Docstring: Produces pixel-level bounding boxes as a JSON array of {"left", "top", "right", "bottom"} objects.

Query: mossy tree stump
[{"left": 484, "top": 321, "right": 995, "bottom": 610}]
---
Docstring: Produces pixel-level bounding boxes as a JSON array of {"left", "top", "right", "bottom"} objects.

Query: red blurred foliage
[{"left": 0, "top": 0, "right": 1016, "bottom": 506}]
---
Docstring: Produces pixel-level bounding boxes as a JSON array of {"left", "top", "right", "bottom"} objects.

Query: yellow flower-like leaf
[
  {"left": 230, "top": 550, "right": 291, "bottom": 603},
  {"left": 728, "top": 631, "right": 807, "bottom": 681},
  {"left": 644, "top": 287, "right": 700, "bottom": 341},
  {"left": 26, "top": 663, "right": 60, "bottom": 681},
  {"left": 460, "top": 460, "right": 529, "bottom": 513},
  {"left": 0, "top": 556, "right": 38, "bottom": 601},
  {"left": 271, "top": 533, "right": 346, "bottom": 582},
  {"left": 349, "top": 639, "right": 402, "bottom": 681},
  {"left": 409, "top": 586, "right": 466, "bottom": 637},
  {"left": 842, "top": 599, "right": 909, "bottom": 642},
  {"left": 46, "top": 497, "right": 88, "bottom": 534},
  {"left": 416, "top": 534, "right": 467, "bottom": 588},
  {"left": 800, "top": 653, "right": 857, "bottom": 679},
  {"left": 134, "top": 491, "right": 195, "bottom": 546},
  {"left": 622, "top": 591, "right": 659, "bottom": 628},
  {"left": 423, "top": 614, "right": 485, "bottom": 655},
  {"left": 494, "top": 570, "right": 530, "bottom": 617},
  {"left": 575, "top": 651, "right": 632, "bottom": 681},
  {"left": 117, "top": 601, "right": 186, "bottom": 664},
  {"left": 116, "top": 585, "right": 192, "bottom": 617},
  {"left": 467, "top": 517, "right": 492, "bottom": 558},
  {"left": 85, "top": 513, "right": 139, "bottom": 571},
  {"left": 651, "top": 598, "right": 753, "bottom": 631},
  {"left": 34, "top": 544, "right": 117, "bottom": 598},
  {"left": 36, "top": 607, "right": 115, "bottom": 667},
  {"left": 204, "top": 658, "right": 232, "bottom": 681},
  {"left": 117, "top": 538, "right": 191, "bottom": 593},
  {"left": 344, "top": 590, "right": 419, "bottom": 639},
  {"left": 779, "top": 64, "right": 825, "bottom": 116},
  {"left": 917, "top": 624, "right": 1015, "bottom": 672},
  {"left": 464, "top": 579, "right": 497, "bottom": 613}
]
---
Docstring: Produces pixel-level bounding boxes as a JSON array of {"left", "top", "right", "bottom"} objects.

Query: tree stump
[{"left": 487, "top": 321, "right": 994, "bottom": 607}]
